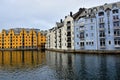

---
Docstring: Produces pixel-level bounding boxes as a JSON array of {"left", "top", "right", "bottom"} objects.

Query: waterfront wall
[{"left": 46, "top": 48, "right": 120, "bottom": 54}]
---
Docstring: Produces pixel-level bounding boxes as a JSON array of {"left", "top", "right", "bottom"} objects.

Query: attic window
[
  {"left": 112, "top": 9, "right": 119, "bottom": 14},
  {"left": 99, "top": 6, "right": 104, "bottom": 10},
  {"left": 93, "top": 8, "right": 97, "bottom": 12},
  {"left": 112, "top": 3, "right": 117, "bottom": 8},
  {"left": 99, "top": 12, "right": 104, "bottom": 16},
  {"left": 88, "top": 9, "right": 92, "bottom": 13}
]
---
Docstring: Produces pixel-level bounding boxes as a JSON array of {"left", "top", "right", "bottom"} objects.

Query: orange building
[{"left": 0, "top": 28, "right": 46, "bottom": 49}]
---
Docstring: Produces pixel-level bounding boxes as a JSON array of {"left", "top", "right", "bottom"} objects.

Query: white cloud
[{"left": 0, "top": 0, "right": 120, "bottom": 31}]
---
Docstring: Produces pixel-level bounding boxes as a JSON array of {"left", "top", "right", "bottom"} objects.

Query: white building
[
  {"left": 74, "top": 1, "right": 120, "bottom": 50},
  {"left": 46, "top": 1, "right": 120, "bottom": 51}
]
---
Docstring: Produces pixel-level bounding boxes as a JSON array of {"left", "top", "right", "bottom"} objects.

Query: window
[
  {"left": 77, "top": 34, "right": 79, "bottom": 38},
  {"left": 99, "top": 18, "right": 104, "bottom": 23},
  {"left": 89, "top": 42, "right": 91, "bottom": 45},
  {"left": 91, "top": 19, "right": 93, "bottom": 22},
  {"left": 114, "top": 39, "right": 120, "bottom": 45},
  {"left": 80, "top": 32, "right": 84, "bottom": 39},
  {"left": 91, "top": 33, "right": 94, "bottom": 37},
  {"left": 114, "top": 30, "right": 120, "bottom": 36},
  {"left": 99, "top": 31, "right": 105, "bottom": 37},
  {"left": 108, "top": 31, "right": 110, "bottom": 34},
  {"left": 76, "top": 28, "right": 78, "bottom": 31},
  {"left": 100, "top": 39, "right": 105, "bottom": 46},
  {"left": 80, "top": 42, "right": 84, "bottom": 47},
  {"left": 113, "top": 15, "right": 119, "bottom": 20},
  {"left": 91, "top": 26, "right": 93, "bottom": 30},
  {"left": 112, "top": 3, "right": 117, "bottom": 8},
  {"left": 109, "top": 41, "right": 111, "bottom": 45},
  {"left": 92, "top": 42, "right": 94, "bottom": 45},
  {"left": 112, "top": 9, "right": 119, "bottom": 14},
  {"left": 99, "top": 6, "right": 104, "bottom": 10},
  {"left": 77, "top": 42, "right": 79, "bottom": 45},
  {"left": 98, "top": 12, "right": 104, "bottom": 16},
  {"left": 86, "top": 42, "right": 88, "bottom": 45},
  {"left": 113, "top": 22, "right": 119, "bottom": 27},
  {"left": 86, "top": 34, "right": 88, "bottom": 37}
]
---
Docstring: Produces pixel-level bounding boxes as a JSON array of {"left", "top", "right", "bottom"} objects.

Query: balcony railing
[
  {"left": 114, "top": 35, "right": 120, "bottom": 37},
  {"left": 67, "top": 23, "right": 71, "bottom": 26},
  {"left": 80, "top": 46, "right": 85, "bottom": 49},
  {"left": 114, "top": 26, "right": 120, "bottom": 29},
  {"left": 99, "top": 27, "right": 105, "bottom": 31},
  {"left": 100, "top": 45, "right": 106, "bottom": 49},
  {"left": 67, "top": 34, "right": 71, "bottom": 37},
  {"left": 99, "top": 35, "right": 105, "bottom": 38},
  {"left": 67, "top": 40, "right": 71, "bottom": 42},
  {"left": 80, "top": 28, "right": 84, "bottom": 31},
  {"left": 113, "top": 19, "right": 119, "bottom": 22},
  {"left": 114, "top": 45, "right": 120, "bottom": 48},
  {"left": 80, "top": 37, "right": 85, "bottom": 40},
  {"left": 99, "top": 21, "right": 105, "bottom": 24},
  {"left": 67, "top": 28, "right": 71, "bottom": 31}
]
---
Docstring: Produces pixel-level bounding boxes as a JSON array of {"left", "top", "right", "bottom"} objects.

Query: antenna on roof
[{"left": 104, "top": 3, "right": 107, "bottom": 5}]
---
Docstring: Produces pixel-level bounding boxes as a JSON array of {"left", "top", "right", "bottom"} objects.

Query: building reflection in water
[{"left": 0, "top": 51, "right": 46, "bottom": 68}]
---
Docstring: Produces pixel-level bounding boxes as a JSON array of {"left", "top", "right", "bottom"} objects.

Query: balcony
[
  {"left": 99, "top": 27, "right": 105, "bottom": 31},
  {"left": 80, "top": 46, "right": 85, "bottom": 49},
  {"left": 67, "top": 40, "right": 71, "bottom": 42},
  {"left": 113, "top": 18, "right": 119, "bottom": 22},
  {"left": 99, "top": 21, "right": 105, "bottom": 24},
  {"left": 67, "top": 34, "right": 71, "bottom": 37},
  {"left": 115, "top": 45, "right": 120, "bottom": 48},
  {"left": 67, "top": 28, "right": 71, "bottom": 31},
  {"left": 99, "top": 35, "right": 105, "bottom": 38},
  {"left": 80, "top": 37, "right": 85, "bottom": 40},
  {"left": 114, "top": 26, "right": 120, "bottom": 29},
  {"left": 80, "top": 28, "right": 84, "bottom": 31},
  {"left": 114, "top": 35, "right": 120, "bottom": 37},
  {"left": 59, "top": 35, "right": 61, "bottom": 37},
  {"left": 67, "top": 23, "right": 71, "bottom": 27},
  {"left": 100, "top": 45, "right": 106, "bottom": 49}
]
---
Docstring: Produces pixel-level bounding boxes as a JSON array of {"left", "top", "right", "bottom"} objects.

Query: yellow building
[{"left": 0, "top": 28, "right": 46, "bottom": 49}]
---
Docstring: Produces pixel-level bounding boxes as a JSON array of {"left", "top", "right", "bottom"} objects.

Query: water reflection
[
  {"left": 0, "top": 51, "right": 120, "bottom": 80},
  {"left": 46, "top": 51, "right": 120, "bottom": 80},
  {"left": 0, "top": 51, "right": 46, "bottom": 68}
]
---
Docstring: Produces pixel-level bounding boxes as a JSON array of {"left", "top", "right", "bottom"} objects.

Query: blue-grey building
[{"left": 74, "top": 2, "right": 120, "bottom": 50}]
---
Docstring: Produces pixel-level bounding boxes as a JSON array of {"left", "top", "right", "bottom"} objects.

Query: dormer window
[
  {"left": 99, "top": 6, "right": 104, "bottom": 10},
  {"left": 93, "top": 8, "right": 97, "bottom": 13},
  {"left": 99, "top": 12, "right": 104, "bottom": 16},
  {"left": 112, "top": 3, "right": 117, "bottom": 8},
  {"left": 88, "top": 8, "right": 92, "bottom": 13},
  {"left": 112, "top": 9, "right": 119, "bottom": 14}
]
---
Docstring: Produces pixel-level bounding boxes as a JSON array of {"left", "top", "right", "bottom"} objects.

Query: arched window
[
  {"left": 93, "top": 7, "right": 97, "bottom": 12},
  {"left": 112, "top": 9, "right": 119, "bottom": 14},
  {"left": 112, "top": 3, "right": 117, "bottom": 8},
  {"left": 98, "top": 12, "right": 104, "bottom": 16},
  {"left": 99, "top": 6, "right": 104, "bottom": 10},
  {"left": 88, "top": 8, "right": 92, "bottom": 13}
]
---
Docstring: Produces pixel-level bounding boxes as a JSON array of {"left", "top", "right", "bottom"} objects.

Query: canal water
[{"left": 0, "top": 51, "right": 120, "bottom": 80}]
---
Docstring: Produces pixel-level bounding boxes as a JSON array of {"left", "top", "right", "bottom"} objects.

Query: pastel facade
[
  {"left": 74, "top": 2, "right": 120, "bottom": 50},
  {"left": 0, "top": 28, "right": 46, "bottom": 49},
  {"left": 46, "top": 1, "right": 120, "bottom": 50},
  {"left": 46, "top": 14, "right": 75, "bottom": 50}
]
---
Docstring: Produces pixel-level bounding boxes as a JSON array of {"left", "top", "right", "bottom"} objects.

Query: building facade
[
  {"left": 74, "top": 2, "right": 120, "bottom": 50},
  {"left": 0, "top": 28, "right": 46, "bottom": 49},
  {"left": 46, "top": 14, "right": 75, "bottom": 50},
  {"left": 46, "top": 1, "right": 120, "bottom": 50}
]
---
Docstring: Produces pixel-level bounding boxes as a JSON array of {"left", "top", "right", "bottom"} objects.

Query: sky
[{"left": 0, "top": 0, "right": 120, "bottom": 31}]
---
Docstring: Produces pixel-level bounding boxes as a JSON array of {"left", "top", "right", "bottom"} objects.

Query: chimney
[
  {"left": 65, "top": 16, "right": 67, "bottom": 18},
  {"left": 60, "top": 19, "right": 63, "bottom": 23},
  {"left": 70, "top": 12, "right": 72, "bottom": 17}
]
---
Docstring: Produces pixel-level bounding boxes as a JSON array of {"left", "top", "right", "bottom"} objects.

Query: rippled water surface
[{"left": 0, "top": 51, "right": 120, "bottom": 80}]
